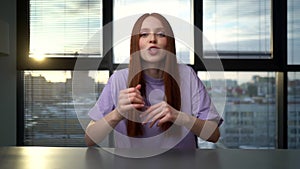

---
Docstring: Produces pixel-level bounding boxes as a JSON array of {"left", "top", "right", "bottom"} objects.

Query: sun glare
[{"left": 30, "top": 52, "right": 46, "bottom": 61}]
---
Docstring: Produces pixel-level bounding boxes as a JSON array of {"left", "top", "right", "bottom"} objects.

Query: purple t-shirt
[{"left": 88, "top": 64, "right": 223, "bottom": 149}]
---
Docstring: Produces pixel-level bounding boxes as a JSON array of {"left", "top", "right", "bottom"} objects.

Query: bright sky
[
  {"left": 28, "top": 0, "right": 300, "bottom": 82},
  {"left": 113, "top": 0, "right": 192, "bottom": 63}
]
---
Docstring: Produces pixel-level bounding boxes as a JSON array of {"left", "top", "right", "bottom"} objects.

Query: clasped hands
[{"left": 117, "top": 84, "right": 180, "bottom": 127}]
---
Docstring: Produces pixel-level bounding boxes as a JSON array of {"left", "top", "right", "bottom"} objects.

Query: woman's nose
[{"left": 149, "top": 33, "right": 157, "bottom": 43}]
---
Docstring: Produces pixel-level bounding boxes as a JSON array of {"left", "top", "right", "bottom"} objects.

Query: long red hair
[{"left": 127, "top": 13, "right": 181, "bottom": 137}]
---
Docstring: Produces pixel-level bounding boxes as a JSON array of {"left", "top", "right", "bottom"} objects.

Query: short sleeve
[
  {"left": 88, "top": 69, "right": 128, "bottom": 121},
  {"left": 190, "top": 69, "right": 223, "bottom": 126},
  {"left": 88, "top": 75, "right": 115, "bottom": 121}
]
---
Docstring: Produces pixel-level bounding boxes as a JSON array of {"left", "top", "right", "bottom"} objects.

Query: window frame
[{"left": 17, "top": 0, "right": 298, "bottom": 148}]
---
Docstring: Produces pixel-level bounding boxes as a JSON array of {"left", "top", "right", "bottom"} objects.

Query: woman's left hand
[{"left": 140, "top": 101, "right": 179, "bottom": 128}]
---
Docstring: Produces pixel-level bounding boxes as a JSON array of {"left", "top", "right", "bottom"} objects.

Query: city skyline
[
  {"left": 24, "top": 67, "right": 295, "bottom": 149},
  {"left": 25, "top": 70, "right": 275, "bottom": 85}
]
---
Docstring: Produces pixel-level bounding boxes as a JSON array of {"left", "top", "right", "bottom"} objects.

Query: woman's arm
[
  {"left": 176, "top": 112, "right": 220, "bottom": 142},
  {"left": 140, "top": 101, "right": 220, "bottom": 143},
  {"left": 85, "top": 84, "right": 144, "bottom": 146},
  {"left": 85, "top": 109, "right": 123, "bottom": 146}
]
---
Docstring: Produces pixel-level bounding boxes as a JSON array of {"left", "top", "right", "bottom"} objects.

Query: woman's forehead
[{"left": 140, "top": 16, "right": 164, "bottom": 30}]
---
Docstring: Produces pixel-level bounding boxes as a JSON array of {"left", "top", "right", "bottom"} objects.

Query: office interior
[{"left": 0, "top": 0, "right": 299, "bottom": 150}]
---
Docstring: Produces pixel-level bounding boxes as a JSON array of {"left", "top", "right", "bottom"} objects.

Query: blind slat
[
  {"left": 203, "top": 0, "right": 271, "bottom": 59},
  {"left": 30, "top": 0, "right": 102, "bottom": 57},
  {"left": 24, "top": 70, "right": 108, "bottom": 146}
]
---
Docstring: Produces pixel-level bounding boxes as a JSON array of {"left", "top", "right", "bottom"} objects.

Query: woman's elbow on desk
[
  {"left": 206, "top": 127, "right": 220, "bottom": 143},
  {"left": 85, "top": 133, "right": 96, "bottom": 147},
  {"left": 84, "top": 121, "right": 98, "bottom": 147}
]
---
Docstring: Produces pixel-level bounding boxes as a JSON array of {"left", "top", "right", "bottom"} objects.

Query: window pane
[
  {"left": 203, "top": 0, "right": 271, "bottom": 59},
  {"left": 288, "top": 0, "right": 300, "bottom": 64},
  {"left": 198, "top": 72, "right": 276, "bottom": 149},
  {"left": 113, "top": 0, "right": 193, "bottom": 64},
  {"left": 30, "top": 0, "right": 102, "bottom": 58},
  {"left": 24, "top": 70, "right": 109, "bottom": 146},
  {"left": 288, "top": 72, "right": 300, "bottom": 148}
]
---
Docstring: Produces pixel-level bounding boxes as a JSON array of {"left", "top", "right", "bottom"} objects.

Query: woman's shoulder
[
  {"left": 104, "top": 68, "right": 129, "bottom": 92},
  {"left": 110, "top": 68, "right": 129, "bottom": 80},
  {"left": 178, "top": 63, "right": 193, "bottom": 71},
  {"left": 178, "top": 64, "right": 196, "bottom": 77}
]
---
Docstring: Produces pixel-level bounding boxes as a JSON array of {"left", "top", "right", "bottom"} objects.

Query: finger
[
  {"left": 140, "top": 104, "right": 160, "bottom": 117},
  {"left": 118, "top": 103, "right": 145, "bottom": 113},
  {"left": 157, "top": 116, "right": 170, "bottom": 127},
  {"left": 118, "top": 94, "right": 144, "bottom": 107},
  {"left": 119, "top": 92, "right": 144, "bottom": 105},
  {"left": 121, "top": 87, "right": 141, "bottom": 95},
  {"left": 128, "top": 84, "right": 142, "bottom": 95},
  {"left": 120, "top": 87, "right": 133, "bottom": 94},
  {"left": 128, "top": 92, "right": 144, "bottom": 102},
  {"left": 130, "top": 103, "right": 145, "bottom": 109},
  {"left": 120, "top": 99, "right": 144, "bottom": 109},
  {"left": 141, "top": 102, "right": 163, "bottom": 116},
  {"left": 119, "top": 92, "right": 143, "bottom": 103},
  {"left": 127, "top": 86, "right": 141, "bottom": 95},
  {"left": 119, "top": 90, "right": 141, "bottom": 99},
  {"left": 149, "top": 112, "right": 165, "bottom": 128},
  {"left": 140, "top": 105, "right": 156, "bottom": 118},
  {"left": 135, "top": 84, "right": 142, "bottom": 90},
  {"left": 142, "top": 106, "right": 163, "bottom": 125},
  {"left": 149, "top": 106, "right": 171, "bottom": 127}
]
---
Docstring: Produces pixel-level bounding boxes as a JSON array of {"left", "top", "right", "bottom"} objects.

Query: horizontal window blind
[
  {"left": 30, "top": 0, "right": 102, "bottom": 58},
  {"left": 203, "top": 0, "right": 271, "bottom": 59},
  {"left": 113, "top": 0, "right": 193, "bottom": 64},
  {"left": 288, "top": 0, "right": 300, "bottom": 64},
  {"left": 24, "top": 71, "right": 108, "bottom": 146},
  {"left": 22, "top": 0, "right": 300, "bottom": 149}
]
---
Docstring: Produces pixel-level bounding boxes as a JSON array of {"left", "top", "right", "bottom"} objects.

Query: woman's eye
[
  {"left": 140, "top": 33, "right": 149, "bottom": 37},
  {"left": 156, "top": 32, "right": 166, "bottom": 37}
]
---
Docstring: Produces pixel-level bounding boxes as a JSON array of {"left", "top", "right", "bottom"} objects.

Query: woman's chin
[{"left": 141, "top": 55, "right": 166, "bottom": 64}]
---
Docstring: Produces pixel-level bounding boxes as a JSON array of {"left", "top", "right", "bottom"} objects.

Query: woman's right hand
[{"left": 116, "top": 84, "right": 145, "bottom": 120}]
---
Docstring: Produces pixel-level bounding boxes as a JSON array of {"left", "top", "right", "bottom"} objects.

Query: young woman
[{"left": 85, "top": 13, "right": 223, "bottom": 149}]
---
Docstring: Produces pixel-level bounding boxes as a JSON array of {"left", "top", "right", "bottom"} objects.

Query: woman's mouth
[{"left": 148, "top": 47, "right": 159, "bottom": 55}]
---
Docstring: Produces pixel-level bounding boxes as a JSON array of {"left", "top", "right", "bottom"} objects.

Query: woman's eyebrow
[
  {"left": 140, "top": 28, "right": 150, "bottom": 32},
  {"left": 140, "top": 28, "right": 165, "bottom": 32}
]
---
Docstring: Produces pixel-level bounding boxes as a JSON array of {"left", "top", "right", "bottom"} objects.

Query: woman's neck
[
  {"left": 141, "top": 61, "right": 165, "bottom": 79},
  {"left": 144, "top": 69, "right": 163, "bottom": 79}
]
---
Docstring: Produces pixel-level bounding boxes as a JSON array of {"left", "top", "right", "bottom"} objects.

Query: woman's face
[{"left": 139, "top": 16, "right": 168, "bottom": 65}]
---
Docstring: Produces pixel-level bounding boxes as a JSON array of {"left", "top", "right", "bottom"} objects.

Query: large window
[
  {"left": 203, "top": 0, "right": 271, "bottom": 59},
  {"left": 30, "top": 0, "right": 102, "bottom": 59},
  {"left": 113, "top": 0, "right": 193, "bottom": 64},
  {"left": 24, "top": 71, "right": 109, "bottom": 146},
  {"left": 198, "top": 72, "right": 276, "bottom": 148},
  {"left": 288, "top": 0, "right": 300, "bottom": 64},
  {"left": 287, "top": 0, "right": 300, "bottom": 148},
  {"left": 288, "top": 72, "right": 300, "bottom": 148},
  {"left": 17, "top": 0, "right": 298, "bottom": 149}
]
